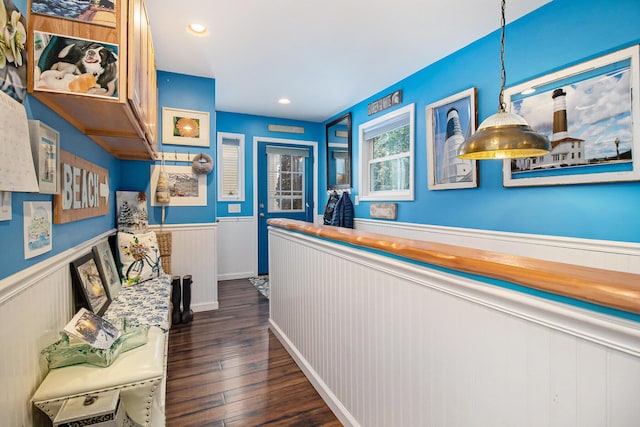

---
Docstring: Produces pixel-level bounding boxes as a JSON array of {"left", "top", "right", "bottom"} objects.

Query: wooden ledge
[{"left": 267, "top": 219, "right": 640, "bottom": 315}]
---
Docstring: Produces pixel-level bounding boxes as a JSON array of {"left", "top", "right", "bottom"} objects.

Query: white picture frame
[
  {"left": 29, "top": 120, "right": 60, "bottom": 194},
  {"left": 162, "top": 107, "right": 210, "bottom": 147},
  {"left": 503, "top": 45, "right": 640, "bottom": 187},
  {"left": 24, "top": 201, "right": 52, "bottom": 259},
  {"left": 150, "top": 164, "right": 207, "bottom": 206},
  {"left": 425, "top": 88, "right": 478, "bottom": 190}
]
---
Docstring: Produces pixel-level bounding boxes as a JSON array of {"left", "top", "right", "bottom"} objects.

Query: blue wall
[
  {"left": 121, "top": 71, "right": 217, "bottom": 225},
  {"left": 216, "top": 111, "right": 322, "bottom": 217},
  {"left": 324, "top": 0, "right": 640, "bottom": 243}
]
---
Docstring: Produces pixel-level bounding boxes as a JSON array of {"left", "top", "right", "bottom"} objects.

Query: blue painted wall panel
[
  {"left": 215, "top": 111, "right": 322, "bottom": 217},
  {"left": 327, "top": 0, "right": 640, "bottom": 243}
]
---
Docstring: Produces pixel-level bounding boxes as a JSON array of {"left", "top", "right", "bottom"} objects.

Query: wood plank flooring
[{"left": 166, "top": 278, "right": 342, "bottom": 426}]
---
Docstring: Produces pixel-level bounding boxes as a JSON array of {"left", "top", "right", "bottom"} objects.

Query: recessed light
[
  {"left": 520, "top": 87, "right": 536, "bottom": 95},
  {"left": 278, "top": 98, "right": 291, "bottom": 105},
  {"left": 187, "top": 23, "right": 208, "bottom": 36}
]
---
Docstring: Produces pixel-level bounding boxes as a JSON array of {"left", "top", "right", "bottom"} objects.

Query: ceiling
[{"left": 146, "top": 0, "right": 550, "bottom": 123}]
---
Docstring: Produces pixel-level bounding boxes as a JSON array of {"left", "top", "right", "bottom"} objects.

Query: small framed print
[
  {"left": 71, "top": 253, "right": 110, "bottom": 316},
  {"left": 426, "top": 88, "right": 478, "bottom": 190},
  {"left": 503, "top": 45, "right": 640, "bottom": 187},
  {"left": 28, "top": 121, "right": 60, "bottom": 194},
  {"left": 92, "top": 241, "right": 122, "bottom": 300},
  {"left": 162, "top": 107, "right": 210, "bottom": 147},
  {"left": 24, "top": 201, "right": 52, "bottom": 259}
]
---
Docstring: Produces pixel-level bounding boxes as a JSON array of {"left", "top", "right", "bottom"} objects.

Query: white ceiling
[{"left": 146, "top": 0, "right": 550, "bottom": 123}]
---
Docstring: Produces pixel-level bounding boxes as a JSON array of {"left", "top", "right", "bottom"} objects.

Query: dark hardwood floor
[{"left": 166, "top": 278, "right": 342, "bottom": 426}]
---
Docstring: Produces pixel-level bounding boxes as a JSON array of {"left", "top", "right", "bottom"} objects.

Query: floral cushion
[{"left": 117, "top": 231, "right": 163, "bottom": 286}]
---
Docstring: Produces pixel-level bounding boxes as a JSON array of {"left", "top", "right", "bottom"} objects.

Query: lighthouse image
[
  {"left": 440, "top": 107, "right": 473, "bottom": 183},
  {"left": 514, "top": 88, "right": 586, "bottom": 172}
]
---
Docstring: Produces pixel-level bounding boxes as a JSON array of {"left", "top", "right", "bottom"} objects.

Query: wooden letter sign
[{"left": 53, "top": 150, "right": 109, "bottom": 224}]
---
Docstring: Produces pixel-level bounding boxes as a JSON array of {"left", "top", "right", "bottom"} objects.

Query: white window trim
[
  {"left": 358, "top": 103, "right": 415, "bottom": 201},
  {"left": 217, "top": 132, "right": 245, "bottom": 202}
]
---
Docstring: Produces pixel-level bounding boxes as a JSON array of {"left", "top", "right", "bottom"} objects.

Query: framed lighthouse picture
[
  {"left": 426, "top": 87, "right": 478, "bottom": 190},
  {"left": 503, "top": 45, "right": 640, "bottom": 187}
]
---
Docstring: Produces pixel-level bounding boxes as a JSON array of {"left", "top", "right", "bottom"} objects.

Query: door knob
[{"left": 259, "top": 212, "right": 265, "bottom": 217}]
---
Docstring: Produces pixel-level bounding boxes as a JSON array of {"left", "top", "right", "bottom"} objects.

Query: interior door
[{"left": 257, "top": 141, "right": 314, "bottom": 274}]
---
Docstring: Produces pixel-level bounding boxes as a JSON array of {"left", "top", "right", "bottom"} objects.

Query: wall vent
[{"left": 268, "top": 124, "right": 305, "bottom": 134}]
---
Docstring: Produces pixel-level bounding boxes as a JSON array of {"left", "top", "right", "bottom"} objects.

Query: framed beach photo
[
  {"left": 149, "top": 164, "right": 207, "bottom": 206},
  {"left": 426, "top": 88, "right": 478, "bottom": 190},
  {"left": 162, "top": 107, "right": 210, "bottom": 147},
  {"left": 71, "top": 253, "right": 110, "bottom": 316},
  {"left": 23, "top": 201, "right": 52, "bottom": 259},
  {"left": 503, "top": 45, "right": 640, "bottom": 187},
  {"left": 28, "top": 121, "right": 60, "bottom": 194},
  {"left": 92, "top": 241, "right": 121, "bottom": 300}
]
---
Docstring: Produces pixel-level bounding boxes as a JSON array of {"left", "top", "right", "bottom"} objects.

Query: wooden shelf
[{"left": 268, "top": 218, "right": 640, "bottom": 315}]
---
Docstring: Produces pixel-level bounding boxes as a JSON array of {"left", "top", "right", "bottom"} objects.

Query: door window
[{"left": 266, "top": 146, "right": 308, "bottom": 213}]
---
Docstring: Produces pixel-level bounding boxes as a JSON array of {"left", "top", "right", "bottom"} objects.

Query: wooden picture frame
[
  {"left": 92, "top": 241, "right": 121, "bottom": 300},
  {"left": 28, "top": 121, "right": 60, "bottom": 194},
  {"left": 503, "top": 45, "right": 640, "bottom": 187},
  {"left": 426, "top": 88, "right": 478, "bottom": 190},
  {"left": 71, "top": 253, "right": 110, "bottom": 316},
  {"left": 162, "top": 107, "right": 210, "bottom": 147}
]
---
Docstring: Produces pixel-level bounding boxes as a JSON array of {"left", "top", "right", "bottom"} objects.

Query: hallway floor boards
[{"left": 165, "top": 278, "right": 341, "bottom": 426}]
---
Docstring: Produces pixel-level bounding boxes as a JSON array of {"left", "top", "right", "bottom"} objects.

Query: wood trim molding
[{"left": 268, "top": 219, "right": 640, "bottom": 315}]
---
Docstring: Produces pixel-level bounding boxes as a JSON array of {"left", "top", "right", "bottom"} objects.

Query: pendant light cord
[{"left": 498, "top": 0, "right": 506, "bottom": 112}]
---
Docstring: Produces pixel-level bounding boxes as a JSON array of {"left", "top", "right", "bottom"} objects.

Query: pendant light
[{"left": 458, "top": 0, "right": 550, "bottom": 160}]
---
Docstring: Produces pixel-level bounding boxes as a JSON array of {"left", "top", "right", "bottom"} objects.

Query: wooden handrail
[{"left": 268, "top": 218, "right": 640, "bottom": 315}]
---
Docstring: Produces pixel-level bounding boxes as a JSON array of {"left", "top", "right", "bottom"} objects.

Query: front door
[{"left": 257, "top": 141, "right": 314, "bottom": 274}]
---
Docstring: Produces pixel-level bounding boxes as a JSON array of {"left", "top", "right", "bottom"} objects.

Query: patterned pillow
[{"left": 117, "top": 231, "right": 163, "bottom": 286}]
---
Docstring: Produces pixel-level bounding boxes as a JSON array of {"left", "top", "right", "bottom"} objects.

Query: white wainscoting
[
  {"left": 150, "top": 223, "right": 218, "bottom": 312},
  {"left": 0, "top": 223, "right": 218, "bottom": 426},
  {"left": 354, "top": 218, "right": 640, "bottom": 274},
  {"left": 0, "top": 231, "right": 108, "bottom": 427},
  {"left": 216, "top": 216, "right": 257, "bottom": 280},
  {"left": 268, "top": 226, "right": 640, "bottom": 427}
]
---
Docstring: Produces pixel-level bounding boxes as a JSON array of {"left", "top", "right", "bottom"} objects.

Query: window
[
  {"left": 359, "top": 104, "right": 414, "bottom": 201},
  {"left": 217, "top": 132, "right": 245, "bottom": 201},
  {"left": 266, "top": 146, "right": 308, "bottom": 212}
]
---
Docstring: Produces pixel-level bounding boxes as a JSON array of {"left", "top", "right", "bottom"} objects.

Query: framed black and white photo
[
  {"left": 162, "top": 107, "right": 210, "bottom": 147},
  {"left": 426, "top": 88, "right": 478, "bottom": 190},
  {"left": 71, "top": 253, "right": 110, "bottom": 316},
  {"left": 503, "top": 45, "right": 640, "bottom": 187},
  {"left": 92, "top": 241, "right": 121, "bottom": 300}
]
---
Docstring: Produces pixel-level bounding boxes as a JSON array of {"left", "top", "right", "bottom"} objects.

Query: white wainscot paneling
[
  {"left": 216, "top": 216, "right": 257, "bottom": 280},
  {"left": 355, "top": 218, "right": 640, "bottom": 274},
  {"left": 268, "top": 227, "right": 640, "bottom": 427},
  {"left": 151, "top": 223, "right": 218, "bottom": 312},
  {"left": 0, "top": 232, "right": 110, "bottom": 427}
]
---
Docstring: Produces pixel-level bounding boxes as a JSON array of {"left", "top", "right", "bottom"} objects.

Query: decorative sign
[
  {"left": 53, "top": 150, "right": 110, "bottom": 224},
  {"left": 368, "top": 90, "right": 402, "bottom": 116},
  {"left": 370, "top": 203, "right": 397, "bottom": 220}
]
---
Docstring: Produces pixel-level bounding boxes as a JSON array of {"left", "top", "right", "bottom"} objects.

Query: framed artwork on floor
[{"left": 503, "top": 45, "right": 640, "bottom": 187}]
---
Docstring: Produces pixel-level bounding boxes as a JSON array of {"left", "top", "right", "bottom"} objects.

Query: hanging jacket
[
  {"left": 323, "top": 191, "right": 340, "bottom": 225},
  {"left": 330, "top": 192, "right": 354, "bottom": 229}
]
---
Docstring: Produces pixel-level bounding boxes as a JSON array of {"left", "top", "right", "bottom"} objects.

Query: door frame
[{"left": 253, "top": 136, "right": 318, "bottom": 274}]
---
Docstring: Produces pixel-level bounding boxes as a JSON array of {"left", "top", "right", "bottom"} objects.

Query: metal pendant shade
[{"left": 457, "top": 0, "right": 550, "bottom": 160}]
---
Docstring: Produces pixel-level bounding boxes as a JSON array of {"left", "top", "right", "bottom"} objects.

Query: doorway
[{"left": 255, "top": 138, "right": 317, "bottom": 274}]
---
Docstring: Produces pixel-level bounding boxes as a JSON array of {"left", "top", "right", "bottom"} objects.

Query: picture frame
[
  {"left": 70, "top": 253, "right": 110, "bottom": 316},
  {"left": 116, "top": 191, "right": 148, "bottom": 233},
  {"left": 31, "top": 0, "right": 116, "bottom": 28},
  {"left": 149, "top": 164, "right": 207, "bottom": 206},
  {"left": 23, "top": 201, "right": 52, "bottom": 259},
  {"left": 503, "top": 45, "right": 640, "bottom": 187},
  {"left": 426, "top": 87, "right": 478, "bottom": 190},
  {"left": 162, "top": 107, "right": 210, "bottom": 147},
  {"left": 33, "top": 32, "right": 119, "bottom": 99},
  {"left": 92, "top": 240, "right": 122, "bottom": 300},
  {"left": 28, "top": 121, "right": 60, "bottom": 194}
]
